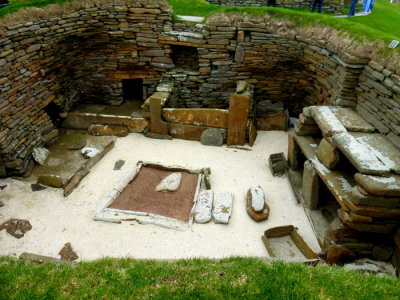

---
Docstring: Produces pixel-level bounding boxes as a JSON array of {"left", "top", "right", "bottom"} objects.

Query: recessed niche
[{"left": 170, "top": 46, "right": 199, "bottom": 70}]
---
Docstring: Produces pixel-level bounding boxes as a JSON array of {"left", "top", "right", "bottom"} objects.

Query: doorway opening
[{"left": 122, "top": 79, "right": 144, "bottom": 101}]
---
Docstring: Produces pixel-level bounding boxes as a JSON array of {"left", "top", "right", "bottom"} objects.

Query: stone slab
[
  {"left": 194, "top": 189, "right": 213, "bottom": 224},
  {"left": 248, "top": 121, "right": 257, "bottom": 147},
  {"left": 303, "top": 160, "right": 319, "bottom": 210},
  {"left": 343, "top": 196, "right": 400, "bottom": 218},
  {"left": 201, "top": 128, "right": 224, "bottom": 146},
  {"left": 310, "top": 106, "right": 347, "bottom": 137},
  {"left": 142, "top": 92, "right": 170, "bottom": 110},
  {"left": 350, "top": 132, "right": 400, "bottom": 174},
  {"left": 332, "top": 133, "right": 390, "bottom": 175},
  {"left": 349, "top": 186, "right": 400, "bottom": 209},
  {"left": 149, "top": 96, "right": 168, "bottom": 135},
  {"left": 156, "top": 172, "right": 182, "bottom": 192},
  {"left": 227, "top": 94, "right": 250, "bottom": 146},
  {"left": 330, "top": 107, "right": 375, "bottom": 133},
  {"left": 316, "top": 137, "right": 340, "bottom": 169},
  {"left": 168, "top": 123, "right": 226, "bottom": 142},
  {"left": 19, "top": 252, "right": 77, "bottom": 265},
  {"left": 256, "top": 111, "right": 288, "bottom": 131},
  {"left": 354, "top": 173, "right": 400, "bottom": 197},
  {"left": 248, "top": 185, "right": 265, "bottom": 212},
  {"left": 213, "top": 192, "right": 233, "bottom": 224},
  {"left": 88, "top": 124, "right": 129, "bottom": 137},
  {"left": 162, "top": 108, "right": 228, "bottom": 128},
  {"left": 293, "top": 135, "right": 318, "bottom": 160}
]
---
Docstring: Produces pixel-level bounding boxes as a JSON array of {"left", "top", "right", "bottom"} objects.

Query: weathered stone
[
  {"left": 213, "top": 192, "right": 233, "bottom": 224},
  {"left": 62, "top": 134, "right": 87, "bottom": 150},
  {"left": 257, "top": 111, "right": 288, "bottom": 131},
  {"left": 247, "top": 185, "right": 265, "bottom": 212},
  {"left": 246, "top": 195, "right": 269, "bottom": 222},
  {"left": 149, "top": 96, "right": 168, "bottom": 135},
  {"left": 31, "top": 183, "right": 47, "bottom": 191},
  {"left": 32, "top": 147, "right": 50, "bottom": 166},
  {"left": 162, "top": 108, "right": 228, "bottom": 128},
  {"left": 288, "top": 134, "right": 300, "bottom": 170},
  {"left": 0, "top": 159, "right": 6, "bottom": 177},
  {"left": 327, "top": 244, "right": 356, "bottom": 265},
  {"left": 303, "top": 160, "right": 319, "bottom": 210},
  {"left": 310, "top": 106, "right": 347, "bottom": 137},
  {"left": 332, "top": 133, "right": 390, "bottom": 175},
  {"left": 236, "top": 80, "right": 248, "bottom": 93},
  {"left": 156, "top": 172, "right": 182, "bottom": 192},
  {"left": 354, "top": 173, "right": 400, "bottom": 197},
  {"left": 330, "top": 107, "right": 375, "bottom": 133},
  {"left": 63, "top": 167, "right": 90, "bottom": 197},
  {"left": 227, "top": 93, "right": 250, "bottom": 146},
  {"left": 194, "top": 189, "right": 213, "bottom": 224},
  {"left": 168, "top": 123, "right": 226, "bottom": 142},
  {"left": 88, "top": 124, "right": 129, "bottom": 137},
  {"left": 37, "top": 175, "right": 65, "bottom": 188},
  {"left": 234, "top": 45, "right": 245, "bottom": 62},
  {"left": 294, "top": 122, "right": 320, "bottom": 136},
  {"left": 248, "top": 121, "right": 257, "bottom": 147},
  {"left": 316, "top": 138, "right": 340, "bottom": 169},
  {"left": 58, "top": 243, "right": 79, "bottom": 261},
  {"left": 201, "top": 128, "right": 224, "bottom": 146},
  {"left": 269, "top": 152, "right": 288, "bottom": 176},
  {"left": 0, "top": 219, "right": 32, "bottom": 239},
  {"left": 356, "top": 104, "right": 390, "bottom": 134},
  {"left": 349, "top": 186, "right": 399, "bottom": 208}
]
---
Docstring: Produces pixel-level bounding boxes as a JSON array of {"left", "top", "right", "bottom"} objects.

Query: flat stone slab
[
  {"left": 350, "top": 132, "right": 400, "bottom": 174},
  {"left": 330, "top": 107, "right": 375, "bottom": 133},
  {"left": 248, "top": 185, "right": 265, "bottom": 212},
  {"left": 156, "top": 172, "right": 182, "bottom": 192},
  {"left": 194, "top": 190, "right": 213, "bottom": 224},
  {"left": 213, "top": 192, "right": 233, "bottom": 224},
  {"left": 162, "top": 108, "right": 228, "bottom": 128},
  {"left": 88, "top": 124, "right": 129, "bottom": 137},
  {"left": 293, "top": 135, "right": 318, "bottom": 160},
  {"left": 349, "top": 186, "right": 400, "bottom": 208},
  {"left": 310, "top": 106, "right": 347, "bottom": 137},
  {"left": 354, "top": 173, "right": 400, "bottom": 197},
  {"left": 176, "top": 15, "right": 204, "bottom": 22},
  {"left": 332, "top": 133, "right": 390, "bottom": 175}
]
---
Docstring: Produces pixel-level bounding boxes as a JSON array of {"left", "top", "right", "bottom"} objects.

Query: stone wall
[
  {"left": 356, "top": 61, "right": 400, "bottom": 147},
  {"left": 0, "top": 1, "right": 399, "bottom": 176},
  {"left": 205, "top": 0, "right": 345, "bottom": 13}
]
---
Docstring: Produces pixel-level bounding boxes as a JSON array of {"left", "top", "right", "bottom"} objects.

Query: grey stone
[
  {"left": 0, "top": 159, "right": 6, "bottom": 177},
  {"left": 156, "top": 172, "right": 182, "bottom": 192},
  {"left": 354, "top": 173, "right": 400, "bottom": 197},
  {"left": 316, "top": 138, "right": 340, "bottom": 169},
  {"left": 201, "top": 128, "right": 224, "bottom": 146},
  {"left": 332, "top": 133, "right": 390, "bottom": 175},
  {"left": 37, "top": 175, "right": 65, "bottom": 188},
  {"left": 234, "top": 45, "right": 245, "bottom": 62},
  {"left": 356, "top": 104, "right": 389, "bottom": 134},
  {"left": 310, "top": 106, "right": 347, "bottom": 137},
  {"left": 213, "top": 192, "right": 233, "bottom": 224},
  {"left": 32, "top": 147, "right": 49, "bottom": 166},
  {"left": 303, "top": 160, "right": 319, "bottom": 210},
  {"left": 31, "top": 183, "right": 47, "bottom": 192},
  {"left": 248, "top": 185, "right": 265, "bottom": 212},
  {"left": 113, "top": 159, "right": 125, "bottom": 171},
  {"left": 194, "top": 189, "right": 213, "bottom": 224},
  {"left": 330, "top": 107, "right": 375, "bottom": 133},
  {"left": 349, "top": 186, "right": 399, "bottom": 208},
  {"left": 81, "top": 147, "right": 101, "bottom": 159}
]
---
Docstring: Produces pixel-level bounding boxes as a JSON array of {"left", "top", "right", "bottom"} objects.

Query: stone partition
[
  {"left": 0, "top": 0, "right": 399, "bottom": 177},
  {"left": 205, "top": 0, "right": 345, "bottom": 13}
]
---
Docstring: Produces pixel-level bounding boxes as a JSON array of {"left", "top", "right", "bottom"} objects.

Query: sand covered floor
[{"left": 0, "top": 131, "right": 320, "bottom": 260}]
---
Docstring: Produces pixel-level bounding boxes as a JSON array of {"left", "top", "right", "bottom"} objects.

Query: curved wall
[{"left": 0, "top": 1, "right": 399, "bottom": 176}]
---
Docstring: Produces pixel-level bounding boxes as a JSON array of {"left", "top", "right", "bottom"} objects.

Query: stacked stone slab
[
  {"left": 205, "top": 0, "right": 344, "bottom": 13},
  {"left": 289, "top": 105, "right": 400, "bottom": 264}
]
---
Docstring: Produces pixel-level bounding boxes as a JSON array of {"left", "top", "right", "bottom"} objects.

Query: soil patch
[{"left": 108, "top": 166, "right": 199, "bottom": 222}]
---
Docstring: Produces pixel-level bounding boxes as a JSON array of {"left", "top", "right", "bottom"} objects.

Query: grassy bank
[{"left": 0, "top": 256, "right": 399, "bottom": 299}]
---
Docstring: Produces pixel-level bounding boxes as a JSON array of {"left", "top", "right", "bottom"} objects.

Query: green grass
[
  {"left": 170, "top": 0, "right": 400, "bottom": 42},
  {"left": 0, "top": 256, "right": 399, "bottom": 299},
  {"left": 0, "top": 0, "right": 73, "bottom": 17}
]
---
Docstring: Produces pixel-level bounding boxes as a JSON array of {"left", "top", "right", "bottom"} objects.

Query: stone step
[
  {"left": 293, "top": 134, "right": 319, "bottom": 160},
  {"left": 354, "top": 173, "right": 400, "bottom": 197},
  {"left": 332, "top": 133, "right": 390, "bottom": 175}
]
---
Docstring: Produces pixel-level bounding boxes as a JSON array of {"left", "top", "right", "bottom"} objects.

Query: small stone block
[
  {"left": 156, "top": 172, "right": 182, "bottom": 192},
  {"left": 316, "top": 138, "right": 340, "bottom": 169},
  {"left": 213, "top": 192, "right": 233, "bottom": 224},
  {"left": 269, "top": 152, "right": 288, "bottom": 176},
  {"left": 201, "top": 128, "right": 224, "bottom": 146},
  {"left": 303, "top": 160, "right": 319, "bottom": 210},
  {"left": 194, "top": 190, "right": 214, "bottom": 224}
]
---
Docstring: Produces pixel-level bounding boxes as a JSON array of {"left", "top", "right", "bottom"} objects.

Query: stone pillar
[
  {"left": 303, "top": 160, "right": 319, "bottom": 210},
  {"left": 288, "top": 133, "right": 300, "bottom": 170},
  {"left": 149, "top": 97, "right": 168, "bottom": 135}
]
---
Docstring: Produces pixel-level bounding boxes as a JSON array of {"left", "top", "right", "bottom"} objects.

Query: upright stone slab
[
  {"left": 303, "top": 160, "right": 319, "bottom": 210},
  {"left": 310, "top": 106, "right": 347, "bottom": 137},
  {"left": 149, "top": 97, "right": 168, "bottom": 135},
  {"left": 201, "top": 128, "right": 224, "bottom": 146},
  {"left": 0, "top": 158, "right": 6, "bottom": 177},
  {"left": 288, "top": 134, "right": 300, "bottom": 171},
  {"left": 227, "top": 94, "right": 250, "bottom": 146},
  {"left": 332, "top": 133, "right": 390, "bottom": 175},
  {"left": 316, "top": 138, "right": 340, "bottom": 169},
  {"left": 194, "top": 190, "right": 213, "bottom": 224},
  {"left": 213, "top": 192, "right": 233, "bottom": 224}
]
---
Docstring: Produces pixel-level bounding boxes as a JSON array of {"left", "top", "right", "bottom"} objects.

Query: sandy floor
[{"left": 0, "top": 131, "right": 321, "bottom": 261}]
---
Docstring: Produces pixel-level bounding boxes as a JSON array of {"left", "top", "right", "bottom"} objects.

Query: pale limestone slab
[
  {"left": 194, "top": 190, "right": 214, "bottom": 224},
  {"left": 156, "top": 172, "right": 182, "bottom": 192},
  {"left": 310, "top": 106, "right": 347, "bottom": 137},
  {"left": 213, "top": 192, "right": 233, "bottom": 224}
]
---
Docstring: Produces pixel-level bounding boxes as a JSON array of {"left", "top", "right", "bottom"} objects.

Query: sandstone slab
[
  {"left": 37, "top": 174, "right": 65, "bottom": 188},
  {"left": 0, "top": 219, "right": 32, "bottom": 239},
  {"left": 58, "top": 243, "right": 79, "bottom": 261},
  {"left": 331, "top": 107, "right": 375, "bottom": 133},
  {"left": 256, "top": 111, "right": 288, "bottom": 131},
  {"left": 303, "top": 160, "right": 319, "bottom": 210},
  {"left": 88, "top": 124, "right": 129, "bottom": 137},
  {"left": 156, "top": 172, "right": 182, "bottom": 192},
  {"left": 162, "top": 108, "right": 228, "bottom": 128},
  {"left": 354, "top": 173, "right": 400, "bottom": 197},
  {"left": 349, "top": 186, "right": 399, "bottom": 208},
  {"left": 227, "top": 93, "right": 250, "bottom": 146},
  {"left": 310, "top": 106, "right": 347, "bottom": 137},
  {"left": 201, "top": 128, "right": 224, "bottom": 146},
  {"left": 149, "top": 96, "right": 168, "bottom": 135},
  {"left": 332, "top": 133, "right": 390, "bottom": 175},
  {"left": 213, "top": 192, "right": 233, "bottom": 224},
  {"left": 194, "top": 189, "right": 213, "bottom": 224},
  {"left": 168, "top": 123, "right": 226, "bottom": 142}
]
